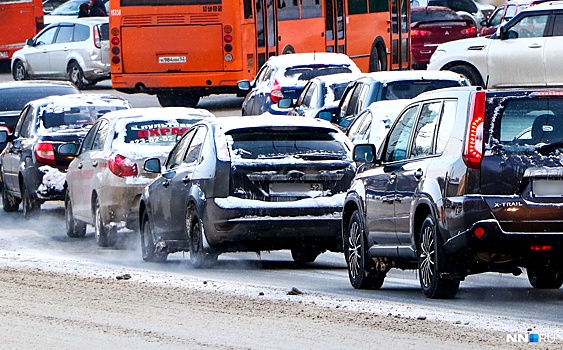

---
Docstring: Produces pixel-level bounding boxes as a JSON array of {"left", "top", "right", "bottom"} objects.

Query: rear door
[
  {"left": 544, "top": 13, "right": 563, "bottom": 86},
  {"left": 2, "top": 106, "right": 35, "bottom": 194},
  {"left": 48, "top": 23, "right": 74, "bottom": 78}
]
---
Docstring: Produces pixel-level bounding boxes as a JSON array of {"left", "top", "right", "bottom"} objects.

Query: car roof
[
  {"left": 356, "top": 70, "right": 468, "bottom": 84},
  {"left": 46, "top": 17, "right": 109, "bottom": 26},
  {"left": 207, "top": 115, "right": 341, "bottom": 133},
  {"left": 100, "top": 107, "right": 215, "bottom": 123},
  {"left": 310, "top": 72, "right": 364, "bottom": 85},
  {"left": 265, "top": 53, "right": 359, "bottom": 69},
  {"left": 522, "top": 0, "right": 563, "bottom": 11},
  {"left": 0, "top": 80, "right": 79, "bottom": 90},
  {"left": 29, "top": 93, "right": 131, "bottom": 108}
]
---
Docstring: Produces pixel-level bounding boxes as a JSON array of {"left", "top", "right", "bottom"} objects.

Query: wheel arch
[
  {"left": 342, "top": 193, "right": 365, "bottom": 240},
  {"left": 440, "top": 61, "right": 485, "bottom": 86},
  {"left": 281, "top": 45, "right": 295, "bottom": 54},
  {"left": 412, "top": 202, "right": 433, "bottom": 254}
]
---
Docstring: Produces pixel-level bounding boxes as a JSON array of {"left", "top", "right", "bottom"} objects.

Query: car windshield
[
  {"left": 120, "top": 119, "right": 198, "bottom": 145},
  {"left": 228, "top": 128, "right": 349, "bottom": 160},
  {"left": 0, "top": 86, "right": 78, "bottom": 112},
  {"left": 38, "top": 104, "right": 125, "bottom": 130},
  {"left": 381, "top": 80, "right": 462, "bottom": 100}
]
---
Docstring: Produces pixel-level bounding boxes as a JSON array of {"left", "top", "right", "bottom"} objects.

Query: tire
[
  {"left": 369, "top": 43, "right": 386, "bottom": 72},
  {"left": 67, "top": 61, "right": 90, "bottom": 90},
  {"left": 157, "top": 93, "right": 176, "bottom": 107},
  {"left": 12, "top": 61, "right": 28, "bottom": 81},
  {"left": 418, "top": 215, "right": 460, "bottom": 299},
  {"left": 449, "top": 64, "right": 484, "bottom": 87},
  {"left": 527, "top": 268, "right": 563, "bottom": 289},
  {"left": 177, "top": 92, "right": 200, "bottom": 108},
  {"left": 94, "top": 197, "right": 116, "bottom": 247},
  {"left": 281, "top": 45, "right": 295, "bottom": 54},
  {"left": 187, "top": 210, "right": 218, "bottom": 268},
  {"left": 140, "top": 211, "right": 168, "bottom": 263},
  {"left": 344, "top": 211, "right": 385, "bottom": 289},
  {"left": 22, "top": 182, "right": 40, "bottom": 219},
  {"left": 65, "top": 191, "right": 86, "bottom": 238},
  {"left": 2, "top": 184, "right": 20, "bottom": 212},
  {"left": 291, "top": 247, "right": 321, "bottom": 264}
]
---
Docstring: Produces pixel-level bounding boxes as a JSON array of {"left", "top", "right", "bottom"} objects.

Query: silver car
[{"left": 11, "top": 17, "right": 110, "bottom": 89}]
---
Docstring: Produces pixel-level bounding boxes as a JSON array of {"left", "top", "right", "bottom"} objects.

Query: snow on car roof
[
  {"left": 211, "top": 114, "right": 341, "bottom": 134},
  {"left": 102, "top": 107, "right": 214, "bottom": 123},
  {"left": 523, "top": 0, "right": 563, "bottom": 11},
  {"left": 265, "top": 52, "right": 360, "bottom": 70},
  {"left": 358, "top": 70, "right": 469, "bottom": 84},
  {"left": 32, "top": 93, "right": 130, "bottom": 109},
  {"left": 311, "top": 72, "right": 364, "bottom": 85}
]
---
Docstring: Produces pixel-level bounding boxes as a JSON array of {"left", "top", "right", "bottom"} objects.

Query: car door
[
  {"left": 148, "top": 128, "right": 196, "bottom": 239},
  {"left": 25, "top": 25, "right": 59, "bottom": 76},
  {"left": 544, "top": 13, "right": 563, "bottom": 86},
  {"left": 487, "top": 13, "right": 549, "bottom": 87},
  {"left": 249, "top": 64, "right": 273, "bottom": 115},
  {"left": 364, "top": 105, "right": 419, "bottom": 248},
  {"left": 47, "top": 23, "right": 74, "bottom": 78}
]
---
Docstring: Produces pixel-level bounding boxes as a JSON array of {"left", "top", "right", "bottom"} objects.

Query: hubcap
[
  {"left": 347, "top": 221, "right": 361, "bottom": 279},
  {"left": 15, "top": 66, "right": 24, "bottom": 80},
  {"left": 419, "top": 226, "right": 435, "bottom": 288}
]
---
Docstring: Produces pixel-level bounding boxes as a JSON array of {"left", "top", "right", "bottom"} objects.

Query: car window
[
  {"left": 184, "top": 126, "right": 207, "bottom": 164},
  {"left": 355, "top": 84, "right": 371, "bottom": 115},
  {"left": 55, "top": 25, "right": 74, "bottom": 43},
  {"left": 284, "top": 65, "right": 354, "bottom": 81},
  {"left": 410, "top": 101, "right": 441, "bottom": 159},
  {"left": 301, "top": 82, "right": 319, "bottom": 109},
  {"left": 120, "top": 119, "right": 193, "bottom": 145},
  {"left": 488, "top": 6, "right": 504, "bottom": 27},
  {"left": 91, "top": 119, "right": 109, "bottom": 151},
  {"left": 80, "top": 122, "right": 100, "bottom": 154},
  {"left": 385, "top": 105, "right": 419, "bottom": 162},
  {"left": 552, "top": 14, "right": 563, "bottom": 36},
  {"left": 346, "top": 110, "right": 369, "bottom": 140},
  {"left": 345, "top": 83, "right": 364, "bottom": 117},
  {"left": 297, "top": 82, "right": 312, "bottom": 106},
  {"left": 338, "top": 83, "right": 357, "bottom": 121},
  {"left": 435, "top": 100, "right": 457, "bottom": 154},
  {"left": 382, "top": 80, "right": 463, "bottom": 100},
  {"left": 166, "top": 128, "right": 195, "bottom": 170},
  {"left": 14, "top": 106, "right": 34, "bottom": 138},
  {"left": 0, "top": 86, "right": 79, "bottom": 112},
  {"left": 508, "top": 14, "right": 549, "bottom": 38},
  {"left": 450, "top": 0, "right": 477, "bottom": 14},
  {"left": 504, "top": 4, "right": 518, "bottom": 20},
  {"left": 35, "top": 26, "right": 58, "bottom": 46},
  {"left": 74, "top": 24, "right": 90, "bottom": 42}
]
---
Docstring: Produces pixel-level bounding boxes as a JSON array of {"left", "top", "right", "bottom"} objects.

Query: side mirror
[
  {"left": 480, "top": 19, "right": 488, "bottom": 27},
  {"left": 277, "top": 98, "right": 293, "bottom": 109},
  {"left": 237, "top": 80, "right": 251, "bottom": 91},
  {"left": 26, "top": 38, "right": 34, "bottom": 46},
  {"left": 58, "top": 143, "right": 79, "bottom": 156},
  {"left": 317, "top": 111, "right": 333, "bottom": 122},
  {"left": 144, "top": 158, "right": 161, "bottom": 173},
  {"left": 353, "top": 144, "right": 377, "bottom": 163}
]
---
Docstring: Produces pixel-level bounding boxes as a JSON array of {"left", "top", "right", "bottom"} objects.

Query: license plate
[
  {"left": 158, "top": 56, "right": 187, "bottom": 64},
  {"left": 269, "top": 183, "right": 322, "bottom": 195},
  {"left": 532, "top": 180, "right": 563, "bottom": 197}
]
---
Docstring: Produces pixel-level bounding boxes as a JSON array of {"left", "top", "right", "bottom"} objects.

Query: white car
[
  {"left": 11, "top": 17, "right": 109, "bottom": 89},
  {"left": 427, "top": 1, "right": 563, "bottom": 88}
]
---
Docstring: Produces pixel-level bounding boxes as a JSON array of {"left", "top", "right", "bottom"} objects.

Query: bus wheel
[
  {"left": 157, "top": 93, "right": 176, "bottom": 107},
  {"left": 369, "top": 43, "right": 386, "bottom": 72},
  {"left": 178, "top": 92, "right": 200, "bottom": 107},
  {"left": 282, "top": 45, "right": 295, "bottom": 54}
]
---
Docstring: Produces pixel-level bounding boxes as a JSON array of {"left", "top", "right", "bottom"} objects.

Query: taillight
[
  {"left": 35, "top": 16, "right": 44, "bottom": 33},
  {"left": 224, "top": 25, "right": 234, "bottom": 62},
  {"left": 108, "top": 154, "right": 138, "bottom": 177},
  {"left": 35, "top": 142, "right": 56, "bottom": 165},
  {"left": 270, "top": 80, "right": 284, "bottom": 104},
  {"left": 461, "top": 27, "right": 477, "bottom": 36},
  {"left": 110, "top": 27, "right": 121, "bottom": 65},
  {"left": 94, "top": 27, "right": 101, "bottom": 49},
  {"left": 412, "top": 29, "right": 430, "bottom": 37},
  {"left": 463, "top": 90, "right": 485, "bottom": 169}
]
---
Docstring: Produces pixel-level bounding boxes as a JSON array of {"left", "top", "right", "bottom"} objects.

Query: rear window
[
  {"left": 493, "top": 97, "right": 563, "bottom": 147},
  {"left": 0, "top": 86, "right": 78, "bottom": 112},
  {"left": 38, "top": 104, "right": 126, "bottom": 130},
  {"left": 285, "top": 65, "right": 354, "bottom": 81},
  {"left": 328, "top": 82, "right": 350, "bottom": 102},
  {"left": 381, "top": 79, "right": 464, "bottom": 100},
  {"left": 121, "top": 119, "right": 197, "bottom": 145},
  {"left": 411, "top": 8, "right": 460, "bottom": 22},
  {"left": 228, "top": 128, "right": 350, "bottom": 160}
]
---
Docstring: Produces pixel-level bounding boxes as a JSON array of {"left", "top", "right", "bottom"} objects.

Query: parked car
[
  {"left": 12, "top": 17, "right": 110, "bottom": 89},
  {"left": 427, "top": 0, "right": 495, "bottom": 28},
  {"left": 237, "top": 53, "right": 361, "bottom": 116},
  {"left": 0, "top": 94, "right": 130, "bottom": 218},
  {"left": 346, "top": 99, "right": 411, "bottom": 148},
  {"left": 411, "top": 6, "right": 477, "bottom": 69},
  {"left": 62, "top": 107, "right": 214, "bottom": 246},
  {"left": 334, "top": 70, "right": 469, "bottom": 129},
  {"left": 0, "top": 80, "right": 80, "bottom": 152},
  {"left": 282, "top": 73, "right": 361, "bottom": 120},
  {"left": 478, "top": 0, "right": 545, "bottom": 36},
  {"left": 139, "top": 116, "right": 356, "bottom": 267},
  {"left": 342, "top": 86, "right": 563, "bottom": 299},
  {"left": 44, "top": 0, "right": 110, "bottom": 24},
  {"left": 428, "top": 1, "right": 563, "bottom": 87}
]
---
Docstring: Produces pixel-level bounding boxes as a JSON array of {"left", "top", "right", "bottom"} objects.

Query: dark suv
[
  {"left": 343, "top": 86, "right": 563, "bottom": 299},
  {"left": 0, "top": 94, "right": 130, "bottom": 218}
]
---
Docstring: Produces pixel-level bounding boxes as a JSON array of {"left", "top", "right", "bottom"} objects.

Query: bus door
[
  {"left": 255, "top": 0, "right": 278, "bottom": 69},
  {"left": 389, "top": 0, "right": 410, "bottom": 70},
  {"left": 324, "top": 0, "right": 345, "bottom": 53}
]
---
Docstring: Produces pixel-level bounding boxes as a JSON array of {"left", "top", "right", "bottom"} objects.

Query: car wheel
[
  {"left": 140, "top": 211, "right": 168, "bottom": 263},
  {"left": 94, "top": 197, "right": 116, "bottom": 247},
  {"left": 187, "top": 210, "right": 218, "bottom": 268},
  {"left": 344, "top": 210, "right": 385, "bottom": 289},
  {"left": 157, "top": 93, "right": 176, "bottom": 107},
  {"left": 65, "top": 191, "right": 86, "bottom": 238},
  {"left": 22, "top": 182, "right": 40, "bottom": 219},
  {"left": 418, "top": 215, "right": 460, "bottom": 299},
  {"left": 12, "top": 61, "right": 28, "bottom": 81},
  {"left": 527, "top": 268, "right": 563, "bottom": 289},
  {"left": 2, "top": 183, "right": 20, "bottom": 212},
  {"left": 67, "top": 61, "right": 90, "bottom": 90},
  {"left": 291, "top": 247, "right": 321, "bottom": 264},
  {"left": 449, "top": 64, "right": 484, "bottom": 87}
]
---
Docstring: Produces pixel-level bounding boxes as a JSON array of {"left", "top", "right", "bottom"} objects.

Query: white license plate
[
  {"left": 269, "top": 183, "right": 322, "bottom": 195},
  {"left": 158, "top": 56, "right": 187, "bottom": 64},
  {"left": 532, "top": 180, "right": 563, "bottom": 197}
]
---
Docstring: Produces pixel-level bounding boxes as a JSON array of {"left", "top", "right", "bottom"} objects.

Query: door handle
[
  {"left": 182, "top": 175, "right": 190, "bottom": 184},
  {"left": 163, "top": 180, "right": 170, "bottom": 188},
  {"left": 92, "top": 160, "right": 98, "bottom": 167},
  {"left": 528, "top": 44, "right": 542, "bottom": 49},
  {"left": 414, "top": 168, "right": 423, "bottom": 180},
  {"left": 77, "top": 163, "right": 83, "bottom": 169}
]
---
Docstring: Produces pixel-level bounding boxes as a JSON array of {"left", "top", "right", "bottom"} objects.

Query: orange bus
[
  {"left": 109, "top": 0, "right": 410, "bottom": 106},
  {"left": 0, "top": 0, "right": 44, "bottom": 62}
]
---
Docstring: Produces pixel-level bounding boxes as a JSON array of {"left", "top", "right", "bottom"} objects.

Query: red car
[{"left": 411, "top": 6, "right": 477, "bottom": 69}]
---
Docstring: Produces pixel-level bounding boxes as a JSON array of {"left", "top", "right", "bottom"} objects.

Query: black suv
[
  {"left": 343, "top": 86, "right": 563, "bottom": 299},
  {"left": 0, "top": 94, "right": 130, "bottom": 218}
]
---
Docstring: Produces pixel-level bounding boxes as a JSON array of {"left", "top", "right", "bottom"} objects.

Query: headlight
[{"left": 429, "top": 49, "right": 446, "bottom": 63}]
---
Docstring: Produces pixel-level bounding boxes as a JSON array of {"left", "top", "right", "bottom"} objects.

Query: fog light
[
  {"left": 225, "top": 54, "right": 233, "bottom": 62},
  {"left": 474, "top": 227, "right": 485, "bottom": 238}
]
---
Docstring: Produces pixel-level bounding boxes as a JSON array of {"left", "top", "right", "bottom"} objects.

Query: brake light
[
  {"left": 461, "top": 27, "right": 477, "bottom": 35},
  {"left": 270, "top": 80, "right": 284, "bottom": 104},
  {"left": 530, "top": 245, "right": 552, "bottom": 251},
  {"left": 474, "top": 227, "right": 486, "bottom": 238},
  {"left": 412, "top": 29, "right": 430, "bottom": 37},
  {"left": 224, "top": 25, "right": 234, "bottom": 62},
  {"left": 533, "top": 91, "right": 563, "bottom": 97},
  {"left": 108, "top": 154, "right": 138, "bottom": 177},
  {"left": 463, "top": 90, "right": 485, "bottom": 169},
  {"left": 94, "top": 27, "right": 101, "bottom": 49},
  {"left": 35, "top": 142, "right": 56, "bottom": 165}
]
